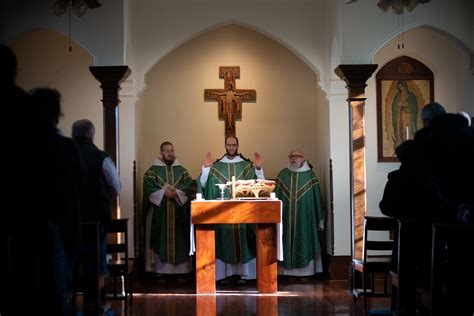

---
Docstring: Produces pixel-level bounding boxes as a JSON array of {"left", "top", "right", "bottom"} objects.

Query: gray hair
[
  {"left": 71, "top": 119, "right": 95, "bottom": 142},
  {"left": 422, "top": 102, "right": 446, "bottom": 127},
  {"left": 457, "top": 111, "right": 471, "bottom": 127}
]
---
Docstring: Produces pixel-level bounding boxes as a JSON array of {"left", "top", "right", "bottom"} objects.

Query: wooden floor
[{"left": 102, "top": 274, "right": 390, "bottom": 316}]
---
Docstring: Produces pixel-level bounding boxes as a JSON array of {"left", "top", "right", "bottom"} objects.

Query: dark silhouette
[
  {"left": 1, "top": 44, "right": 42, "bottom": 316},
  {"left": 72, "top": 119, "right": 121, "bottom": 312},
  {"left": 380, "top": 102, "right": 474, "bottom": 314},
  {"left": 72, "top": 119, "right": 121, "bottom": 275},
  {"left": 35, "top": 87, "right": 85, "bottom": 316}
]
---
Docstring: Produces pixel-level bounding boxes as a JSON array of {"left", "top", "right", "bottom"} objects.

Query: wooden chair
[
  {"left": 390, "top": 219, "right": 417, "bottom": 316},
  {"left": 419, "top": 223, "right": 474, "bottom": 316},
  {"left": 352, "top": 216, "right": 395, "bottom": 309},
  {"left": 106, "top": 218, "right": 134, "bottom": 310},
  {"left": 72, "top": 221, "right": 106, "bottom": 316}
]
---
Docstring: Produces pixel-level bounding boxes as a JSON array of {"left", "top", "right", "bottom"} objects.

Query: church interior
[{"left": 2, "top": 0, "right": 473, "bottom": 315}]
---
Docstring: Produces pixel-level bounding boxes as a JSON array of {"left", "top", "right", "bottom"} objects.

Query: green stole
[
  {"left": 198, "top": 158, "right": 257, "bottom": 264},
  {"left": 143, "top": 163, "right": 192, "bottom": 264},
  {"left": 275, "top": 165, "right": 325, "bottom": 269}
]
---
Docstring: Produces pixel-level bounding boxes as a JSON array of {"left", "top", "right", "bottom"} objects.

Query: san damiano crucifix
[{"left": 204, "top": 66, "right": 257, "bottom": 137}]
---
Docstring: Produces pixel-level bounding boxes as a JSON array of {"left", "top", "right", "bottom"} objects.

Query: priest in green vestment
[
  {"left": 198, "top": 135, "right": 265, "bottom": 282},
  {"left": 275, "top": 149, "right": 325, "bottom": 277},
  {"left": 143, "top": 141, "right": 193, "bottom": 279}
]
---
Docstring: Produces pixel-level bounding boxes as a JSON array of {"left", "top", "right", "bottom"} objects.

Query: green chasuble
[
  {"left": 142, "top": 161, "right": 192, "bottom": 264},
  {"left": 275, "top": 161, "right": 325, "bottom": 269},
  {"left": 198, "top": 156, "right": 257, "bottom": 264}
]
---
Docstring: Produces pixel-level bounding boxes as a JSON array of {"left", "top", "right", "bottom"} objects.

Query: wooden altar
[{"left": 191, "top": 200, "right": 281, "bottom": 294}]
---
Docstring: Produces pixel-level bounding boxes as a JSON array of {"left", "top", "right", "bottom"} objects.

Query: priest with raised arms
[
  {"left": 143, "top": 141, "right": 193, "bottom": 283},
  {"left": 275, "top": 149, "right": 325, "bottom": 279},
  {"left": 198, "top": 135, "right": 265, "bottom": 283}
]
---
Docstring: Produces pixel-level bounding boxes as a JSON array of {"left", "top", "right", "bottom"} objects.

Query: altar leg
[
  {"left": 196, "top": 295, "right": 216, "bottom": 316},
  {"left": 256, "top": 223, "right": 277, "bottom": 293},
  {"left": 195, "top": 224, "right": 216, "bottom": 293},
  {"left": 257, "top": 296, "right": 278, "bottom": 316}
]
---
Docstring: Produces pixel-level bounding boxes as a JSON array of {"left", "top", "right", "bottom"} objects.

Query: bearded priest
[
  {"left": 275, "top": 149, "right": 325, "bottom": 279},
  {"left": 198, "top": 135, "right": 265, "bottom": 284},
  {"left": 143, "top": 141, "right": 193, "bottom": 282}
]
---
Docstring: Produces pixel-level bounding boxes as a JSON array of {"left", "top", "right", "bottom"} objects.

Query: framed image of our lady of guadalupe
[{"left": 376, "top": 56, "right": 434, "bottom": 162}]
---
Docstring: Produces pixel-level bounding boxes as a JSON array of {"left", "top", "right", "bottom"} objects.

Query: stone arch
[
  {"left": 8, "top": 27, "right": 103, "bottom": 147},
  {"left": 7, "top": 27, "right": 97, "bottom": 63},
  {"left": 370, "top": 23, "right": 473, "bottom": 62},
  {"left": 143, "top": 21, "right": 322, "bottom": 89},
  {"left": 137, "top": 23, "right": 330, "bottom": 180}
]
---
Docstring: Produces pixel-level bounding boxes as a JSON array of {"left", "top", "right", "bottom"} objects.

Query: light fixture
[
  {"left": 53, "top": 0, "right": 68, "bottom": 17},
  {"left": 73, "top": 0, "right": 88, "bottom": 17},
  {"left": 376, "top": 0, "right": 430, "bottom": 15},
  {"left": 374, "top": 0, "right": 430, "bottom": 49},
  {"left": 345, "top": 1, "right": 431, "bottom": 49},
  {"left": 53, "top": 0, "right": 102, "bottom": 52},
  {"left": 53, "top": 0, "right": 102, "bottom": 17}
]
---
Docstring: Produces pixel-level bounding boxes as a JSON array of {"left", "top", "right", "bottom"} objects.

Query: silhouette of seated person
[
  {"left": 380, "top": 103, "right": 448, "bottom": 222},
  {"left": 380, "top": 102, "right": 474, "bottom": 309}
]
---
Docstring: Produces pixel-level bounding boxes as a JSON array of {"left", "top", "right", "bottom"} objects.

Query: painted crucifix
[{"left": 204, "top": 66, "right": 257, "bottom": 137}]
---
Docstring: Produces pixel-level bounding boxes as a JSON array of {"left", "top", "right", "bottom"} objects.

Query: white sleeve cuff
[
  {"left": 149, "top": 184, "right": 169, "bottom": 207},
  {"left": 200, "top": 166, "right": 211, "bottom": 187},
  {"left": 174, "top": 189, "right": 188, "bottom": 206},
  {"left": 255, "top": 167, "right": 265, "bottom": 179}
]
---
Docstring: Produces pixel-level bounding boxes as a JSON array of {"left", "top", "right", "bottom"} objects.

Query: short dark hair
[
  {"left": 160, "top": 141, "right": 173, "bottom": 151},
  {"left": 72, "top": 119, "right": 95, "bottom": 142},
  {"left": 225, "top": 135, "right": 239, "bottom": 145},
  {"left": 31, "top": 87, "right": 62, "bottom": 127}
]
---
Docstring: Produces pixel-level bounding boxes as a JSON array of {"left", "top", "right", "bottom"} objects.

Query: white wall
[
  {"left": 328, "top": 79, "right": 352, "bottom": 256},
  {"left": 126, "top": 0, "right": 332, "bottom": 94},
  {"left": 341, "top": 0, "right": 474, "bottom": 64},
  {"left": 9, "top": 29, "right": 103, "bottom": 149},
  {"left": 0, "top": 0, "right": 124, "bottom": 65}
]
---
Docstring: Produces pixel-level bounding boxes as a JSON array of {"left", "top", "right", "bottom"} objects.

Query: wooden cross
[{"left": 204, "top": 66, "right": 257, "bottom": 137}]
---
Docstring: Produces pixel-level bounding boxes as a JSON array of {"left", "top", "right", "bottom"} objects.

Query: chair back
[
  {"left": 351, "top": 216, "right": 395, "bottom": 308},
  {"left": 107, "top": 218, "right": 129, "bottom": 264},
  {"left": 362, "top": 216, "right": 395, "bottom": 262},
  {"left": 105, "top": 218, "right": 133, "bottom": 310}
]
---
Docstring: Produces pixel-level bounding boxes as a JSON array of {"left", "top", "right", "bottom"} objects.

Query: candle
[
  {"left": 270, "top": 192, "right": 276, "bottom": 199},
  {"left": 405, "top": 126, "right": 410, "bottom": 140},
  {"left": 196, "top": 193, "right": 203, "bottom": 200}
]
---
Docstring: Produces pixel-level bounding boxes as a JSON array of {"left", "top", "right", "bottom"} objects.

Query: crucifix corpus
[{"left": 204, "top": 66, "right": 257, "bottom": 137}]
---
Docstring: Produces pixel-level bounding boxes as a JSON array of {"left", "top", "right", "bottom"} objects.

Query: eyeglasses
[{"left": 288, "top": 155, "right": 303, "bottom": 159}]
